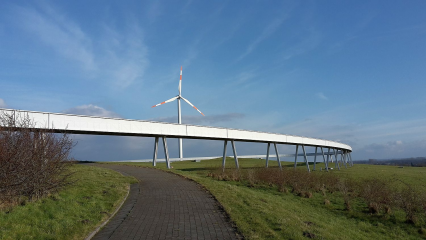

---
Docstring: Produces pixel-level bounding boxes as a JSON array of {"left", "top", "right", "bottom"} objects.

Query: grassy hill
[
  {"left": 0, "top": 164, "right": 136, "bottom": 240},
  {"left": 111, "top": 158, "right": 426, "bottom": 240}
]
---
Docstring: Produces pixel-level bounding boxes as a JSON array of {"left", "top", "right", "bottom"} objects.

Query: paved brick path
[{"left": 91, "top": 164, "right": 240, "bottom": 240}]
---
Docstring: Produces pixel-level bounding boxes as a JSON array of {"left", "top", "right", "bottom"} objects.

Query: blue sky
[{"left": 1, "top": 0, "right": 426, "bottom": 161}]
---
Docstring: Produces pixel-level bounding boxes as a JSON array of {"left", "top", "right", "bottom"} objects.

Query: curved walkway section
[
  {"left": 0, "top": 108, "right": 351, "bottom": 151},
  {"left": 92, "top": 164, "right": 240, "bottom": 240}
]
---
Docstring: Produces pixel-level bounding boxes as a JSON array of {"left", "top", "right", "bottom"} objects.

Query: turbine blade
[
  {"left": 181, "top": 97, "right": 205, "bottom": 116},
  {"left": 178, "top": 66, "right": 182, "bottom": 96},
  {"left": 152, "top": 96, "right": 178, "bottom": 108}
]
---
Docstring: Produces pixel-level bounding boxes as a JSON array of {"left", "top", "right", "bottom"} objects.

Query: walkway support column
[
  {"left": 333, "top": 149, "right": 336, "bottom": 169},
  {"left": 222, "top": 140, "right": 228, "bottom": 171},
  {"left": 162, "top": 137, "right": 171, "bottom": 169},
  {"left": 231, "top": 140, "right": 239, "bottom": 169},
  {"left": 265, "top": 142, "right": 271, "bottom": 168},
  {"left": 340, "top": 151, "right": 345, "bottom": 169},
  {"left": 335, "top": 149, "right": 340, "bottom": 170},
  {"left": 302, "top": 145, "right": 311, "bottom": 172},
  {"left": 153, "top": 136, "right": 159, "bottom": 166},
  {"left": 313, "top": 146, "right": 318, "bottom": 171},
  {"left": 320, "top": 147, "right": 328, "bottom": 171},
  {"left": 274, "top": 143, "right": 282, "bottom": 170},
  {"left": 294, "top": 145, "right": 299, "bottom": 169},
  {"left": 327, "top": 148, "right": 331, "bottom": 171},
  {"left": 343, "top": 151, "right": 348, "bottom": 169}
]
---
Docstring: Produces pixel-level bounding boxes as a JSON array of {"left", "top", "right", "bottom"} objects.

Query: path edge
[
  {"left": 84, "top": 168, "right": 134, "bottom": 240},
  {"left": 166, "top": 168, "right": 244, "bottom": 239}
]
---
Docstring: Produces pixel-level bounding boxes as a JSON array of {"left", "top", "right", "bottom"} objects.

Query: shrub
[
  {"left": 0, "top": 111, "right": 75, "bottom": 209},
  {"left": 395, "top": 186, "right": 422, "bottom": 224},
  {"left": 359, "top": 178, "right": 393, "bottom": 214},
  {"left": 337, "top": 179, "right": 356, "bottom": 211},
  {"left": 245, "top": 169, "right": 256, "bottom": 187}
]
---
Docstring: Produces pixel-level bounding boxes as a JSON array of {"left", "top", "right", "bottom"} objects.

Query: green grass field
[
  {"left": 111, "top": 158, "right": 426, "bottom": 240},
  {"left": 0, "top": 164, "right": 136, "bottom": 240}
]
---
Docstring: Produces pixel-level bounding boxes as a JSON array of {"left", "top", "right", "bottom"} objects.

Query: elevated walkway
[{"left": 0, "top": 108, "right": 353, "bottom": 171}]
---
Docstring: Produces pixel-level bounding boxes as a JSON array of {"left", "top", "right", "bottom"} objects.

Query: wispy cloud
[
  {"left": 327, "top": 12, "right": 375, "bottom": 54},
  {"left": 238, "top": 16, "right": 287, "bottom": 61},
  {"left": 182, "top": 47, "right": 199, "bottom": 69},
  {"left": 12, "top": 3, "right": 149, "bottom": 90},
  {"left": 362, "top": 140, "right": 404, "bottom": 154},
  {"left": 282, "top": 28, "right": 322, "bottom": 60},
  {"left": 152, "top": 113, "right": 245, "bottom": 125},
  {"left": 14, "top": 5, "right": 95, "bottom": 70},
  {"left": 63, "top": 104, "right": 120, "bottom": 118},
  {"left": 227, "top": 70, "right": 257, "bottom": 89},
  {"left": 100, "top": 23, "right": 148, "bottom": 89},
  {"left": 266, "top": 104, "right": 426, "bottom": 159},
  {"left": 316, "top": 92, "right": 328, "bottom": 100},
  {"left": 278, "top": 108, "right": 426, "bottom": 141},
  {"left": 357, "top": 139, "right": 426, "bottom": 159},
  {"left": 146, "top": 1, "right": 163, "bottom": 24},
  {"left": 354, "top": 118, "right": 426, "bottom": 141}
]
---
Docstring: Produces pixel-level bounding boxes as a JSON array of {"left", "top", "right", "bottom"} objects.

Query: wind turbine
[{"left": 152, "top": 66, "right": 205, "bottom": 160}]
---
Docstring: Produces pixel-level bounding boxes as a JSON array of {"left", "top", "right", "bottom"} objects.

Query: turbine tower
[{"left": 152, "top": 66, "right": 205, "bottom": 160}]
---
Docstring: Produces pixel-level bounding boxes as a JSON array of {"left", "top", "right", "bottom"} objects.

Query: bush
[
  {"left": 395, "top": 185, "right": 422, "bottom": 224},
  {"left": 337, "top": 179, "right": 357, "bottom": 211},
  {"left": 0, "top": 111, "right": 75, "bottom": 209},
  {"left": 358, "top": 178, "right": 394, "bottom": 214}
]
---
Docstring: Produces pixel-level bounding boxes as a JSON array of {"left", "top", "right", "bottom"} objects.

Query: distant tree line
[
  {"left": 0, "top": 111, "right": 75, "bottom": 209},
  {"left": 355, "top": 158, "right": 426, "bottom": 167}
]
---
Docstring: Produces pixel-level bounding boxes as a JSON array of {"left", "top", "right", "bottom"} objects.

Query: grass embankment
[
  {"left": 0, "top": 164, "right": 136, "bottom": 240},
  {"left": 113, "top": 158, "right": 426, "bottom": 240}
]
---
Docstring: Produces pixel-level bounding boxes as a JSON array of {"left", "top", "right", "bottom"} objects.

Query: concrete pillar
[
  {"left": 152, "top": 136, "right": 159, "bottom": 166},
  {"left": 294, "top": 145, "right": 299, "bottom": 169},
  {"left": 231, "top": 140, "right": 239, "bottom": 169},
  {"left": 222, "top": 140, "right": 228, "bottom": 171},
  {"left": 265, "top": 142, "right": 271, "bottom": 168},
  {"left": 313, "top": 146, "right": 318, "bottom": 170},
  {"left": 162, "top": 137, "right": 171, "bottom": 169},
  {"left": 274, "top": 143, "right": 282, "bottom": 170},
  {"left": 302, "top": 145, "right": 310, "bottom": 172}
]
